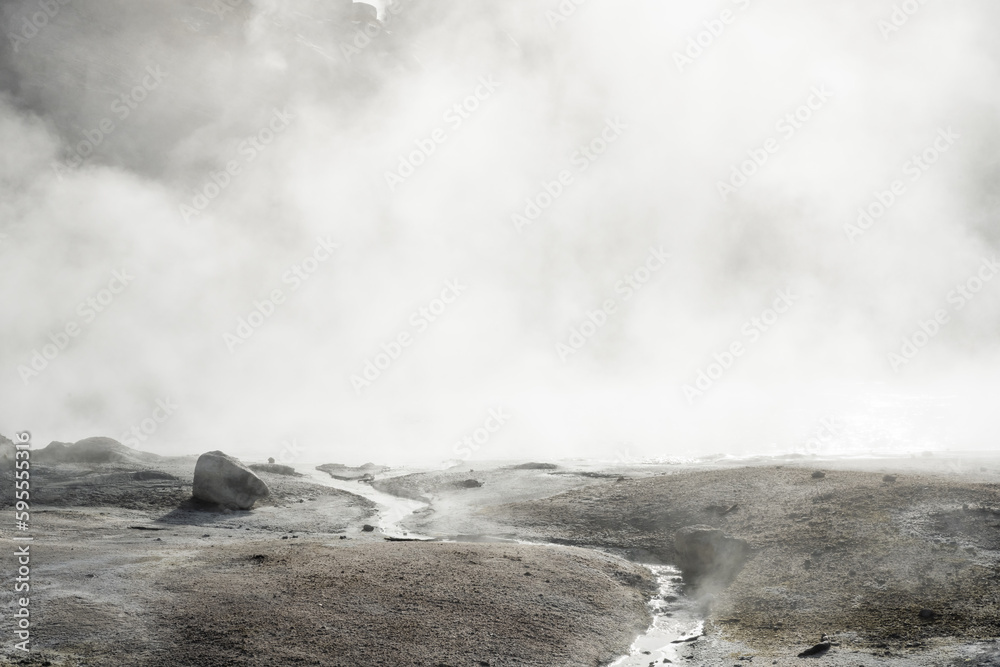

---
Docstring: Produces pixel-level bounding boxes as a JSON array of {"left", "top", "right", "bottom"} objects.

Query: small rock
[
  {"left": 918, "top": 608, "right": 937, "bottom": 619},
  {"left": 797, "top": 641, "right": 831, "bottom": 657},
  {"left": 811, "top": 471, "right": 826, "bottom": 479},
  {"left": 883, "top": 474, "right": 897, "bottom": 483},
  {"left": 362, "top": 524, "right": 376, "bottom": 532}
]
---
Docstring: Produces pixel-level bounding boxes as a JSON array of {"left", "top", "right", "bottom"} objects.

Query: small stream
[
  {"left": 302, "top": 467, "right": 430, "bottom": 539},
  {"left": 609, "top": 565, "right": 704, "bottom": 666},
  {"left": 305, "top": 466, "right": 704, "bottom": 664}
]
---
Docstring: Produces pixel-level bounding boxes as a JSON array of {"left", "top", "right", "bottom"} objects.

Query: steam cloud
[{"left": 1, "top": 0, "right": 998, "bottom": 464}]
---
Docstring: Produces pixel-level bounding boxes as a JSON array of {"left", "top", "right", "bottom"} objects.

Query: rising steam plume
[{"left": 1, "top": 0, "right": 998, "bottom": 464}]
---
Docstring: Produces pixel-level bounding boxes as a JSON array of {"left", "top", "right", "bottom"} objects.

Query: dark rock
[
  {"left": 811, "top": 471, "right": 826, "bottom": 479},
  {"left": 267, "top": 457, "right": 275, "bottom": 464},
  {"left": 362, "top": 524, "right": 376, "bottom": 532},
  {"left": 797, "top": 641, "right": 831, "bottom": 657},
  {"left": 507, "top": 462, "right": 559, "bottom": 470},
  {"left": 455, "top": 479, "right": 483, "bottom": 489},
  {"left": 883, "top": 474, "right": 897, "bottom": 483},
  {"left": 317, "top": 463, "right": 389, "bottom": 481},
  {"left": 674, "top": 525, "right": 751, "bottom": 590},
  {"left": 918, "top": 608, "right": 937, "bottom": 619},
  {"left": 249, "top": 463, "right": 299, "bottom": 476},
  {"left": 193, "top": 451, "right": 270, "bottom": 510}
]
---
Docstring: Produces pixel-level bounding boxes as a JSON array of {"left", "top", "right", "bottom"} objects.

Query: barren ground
[{"left": 0, "top": 455, "right": 653, "bottom": 667}]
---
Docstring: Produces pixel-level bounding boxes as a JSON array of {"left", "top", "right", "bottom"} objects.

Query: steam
[{"left": 1, "top": 0, "right": 998, "bottom": 464}]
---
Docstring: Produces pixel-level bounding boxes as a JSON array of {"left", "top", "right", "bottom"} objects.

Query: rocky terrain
[
  {"left": 477, "top": 464, "right": 1000, "bottom": 664},
  {"left": 3, "top": 438, "right": 1000, "bottom": 665},
  {"left": 0, "top": 438, "right": 654, "bottom": 667}
]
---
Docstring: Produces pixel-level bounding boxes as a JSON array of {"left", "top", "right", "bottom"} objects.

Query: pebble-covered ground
[
  {"left": 482, "top": 465, "right": 1000, "bottom": 664},
  {"left": 0, "top": 452, "right": 654, "bottom": 667}
]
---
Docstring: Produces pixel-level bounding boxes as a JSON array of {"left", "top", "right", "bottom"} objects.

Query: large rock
[
  {"left": 674, "top": 525, "right": 751, "bottom": 590},
  {"left": 193, "top": 451, "right": 270, "bottom": 510}
]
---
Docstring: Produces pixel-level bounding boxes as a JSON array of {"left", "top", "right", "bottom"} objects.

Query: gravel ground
[
  {"left": 3, "top": 449, "right": 999, "bottom": 665},
  {"left": 480, "top": 464, "right": 1000, "bottom": 664},
  {"left": 0, "top": 453, "right": 654, "bottom": 667}
]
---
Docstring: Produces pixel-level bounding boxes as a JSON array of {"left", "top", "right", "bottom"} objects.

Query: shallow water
[
  {"left": 302, "top": 466, "right": 430, "bottom": 539},
  {"left": 609, "top": 565, "right": 704, "bottom": 667}
]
